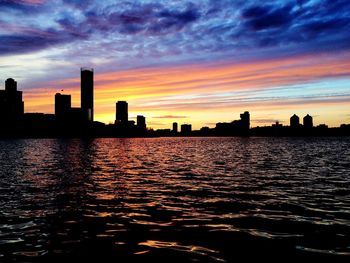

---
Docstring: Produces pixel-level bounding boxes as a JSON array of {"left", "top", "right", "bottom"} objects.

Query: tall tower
[
  {"left": 116, "top": 101, "right": 128, "bottom": 123},
  {"left": 172, "top": 122, "right": 178, "bottom": 133},
  {"left": 81, "top": 68, "right": 94, "bottom": 122}
]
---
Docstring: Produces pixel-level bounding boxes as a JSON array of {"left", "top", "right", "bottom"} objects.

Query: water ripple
[{"left": 0, "top": 137, "right": 350, "bottom": 261}]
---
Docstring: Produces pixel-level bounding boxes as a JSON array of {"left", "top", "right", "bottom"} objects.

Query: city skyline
[
  {"left": 1, "top": 1, "right": 350, "bottom": 129},
  {"left": 0, "top": 69, "right": 348, "bottom": 130},
  {"left": 1, "top": 73, "right": 349, "bottom": 136}
]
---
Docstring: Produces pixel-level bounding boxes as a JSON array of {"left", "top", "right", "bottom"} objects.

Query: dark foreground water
[{"left": 0, "top": 137, "right": 350, "bottom": 262}]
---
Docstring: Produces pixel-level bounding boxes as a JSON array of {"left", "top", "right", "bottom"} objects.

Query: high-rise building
[
  {"left": 181, "top": 124, "right": 192, "bottom": 134},
  {"left": 137, "top": 115, "right": 146, "bottom": 131},
  {"left": 81, "top": 68, "right": 94, "bottom": 122},
  {"left": 290, "top": 114, "right": 300, "bottom": 128},
  {"left": 0, "top": 78, "right": 24, "bottom": 122},
  {"left": 240, "top": 111, "right": 250, "bottom": 130},
  {"left": 172, "top": 122, "right": 178, "bottom": 133},
  {"left": 116, "top": 101, "right": 128, "bottom": 123},
  {"left": 303, "top": 114, "right": 313, "bottom": 128},
  {"left": 55, "top": 93, "right": 71, "bottom": 120}
]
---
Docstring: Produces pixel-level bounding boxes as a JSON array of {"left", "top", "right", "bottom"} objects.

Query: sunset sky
[{"left": 0, "top": 0, "right": 349, "bottom": 129}]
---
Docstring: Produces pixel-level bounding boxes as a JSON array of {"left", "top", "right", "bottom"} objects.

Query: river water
[{"left": 0, "top": 137, "right": 349, "bottom": 262}]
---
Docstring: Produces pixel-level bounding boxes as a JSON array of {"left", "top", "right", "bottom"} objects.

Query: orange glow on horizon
[{"left": 23, "top": 52, "right": 350, "bottom": 129}]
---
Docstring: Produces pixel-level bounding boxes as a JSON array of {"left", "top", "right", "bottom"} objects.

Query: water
[{"left": 0, "top": 137, "right": 349, "bottom": 262}]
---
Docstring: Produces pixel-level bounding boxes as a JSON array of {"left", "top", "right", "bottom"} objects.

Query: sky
[{"left": 0, "top": 0, "right": 350, "bottom": 129}]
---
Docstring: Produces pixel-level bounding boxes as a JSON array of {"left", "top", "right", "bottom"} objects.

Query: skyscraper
[
  {"left": 137, "top": 115, "right": 146, "bottom": 131},
  {"left": 55, "top": 93, "right": 71, "bottom": 120},
  {"left": 172, "top": 122, "right": 178, "bottom": 133},
  {"left": 116, "top": 101, "right": 128, "bottom": 123},
  {"left": 81, "top": 68, "right": 94, "bottom": 122}
]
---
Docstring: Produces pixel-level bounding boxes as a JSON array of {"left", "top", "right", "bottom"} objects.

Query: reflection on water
[{"left": 0, "top": 137, "right": 350, "bottom": 261}]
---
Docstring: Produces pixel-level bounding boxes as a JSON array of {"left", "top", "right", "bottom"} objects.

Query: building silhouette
[
  {"left": 22, "top": 113, "right": 56, "bottom": 134},
  {"left": 172, "top": 122, "right": 178, "bottom": 133},
  {"left": 0, "top": 78, "right": 24, "bottom": 122},
  {"left": 272, "top": 121, "right": 283, "bottom": 127},
  {"left": 215, "top": 111, "right": 250, "bottom": 135},
  {"left": 303, "top": 114, "right": 313, "bottom": 128},
  {"left": 5, "top": 78, "right": 17, "bottom": 92},
  {"left": 2, "top": 67, "right": 350, "bottom": 138},
  {"left": 116, "top": 101, "right": 128, "bottom": 124},
  {"left": 55, "top": 93, "right": 71, "bottom": 120},
  {"left": 181, "top": 124, "right": 192, "bottom": 134},
  {"left": 137, "top": 115, "right": 146, "bottom": 131},
  {"left": 81, "top": 68, "right": 94, "bottom": 122},
  {"left": 240, "top": 111, "right": 250, "bottom": 131},
  {"left": 290, "top": 114, "right": 300, "bottom": 128},
  {"left": 70, "top": 107, "right": 84, "bottom": 124}
]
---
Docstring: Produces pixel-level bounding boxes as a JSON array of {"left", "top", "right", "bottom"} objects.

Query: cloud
[
  {"left": 234, "top": 0, "right": 350, "bottom": 52},
  {"left": 0, "top": 0, "right": 46, "bottom": 13},
  {"left": 0, "top": 34, "right": 59, "bottom": 55},
  {"left": 0, "top": 0, "right": 45, "bottom": 7},
  {"left": 147, "top": 121, "right": 167, "bottom": 127},
  {"left": 0, "top": 27, "right": 88, "bottom": 55},
  {"left": 153, "top": 115, "right": 188, "bottom": 119},
  {"left": 0, "top": 0, "right": 349, "bottom": 61},
  {"left": 242, "top": 4, "right": 294, "bottom": 31},
  {"left": 0, "top": 1, "right": 203, "bottom": 56},
  {"left": 102, "top": 3, "right": 200, "bottom": 35},
  {"left": 253, "top": 119, "right": 284, "bottom": 124},
  {"left": 302, "top": 17, "right": 349, "bottom": 35}
]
